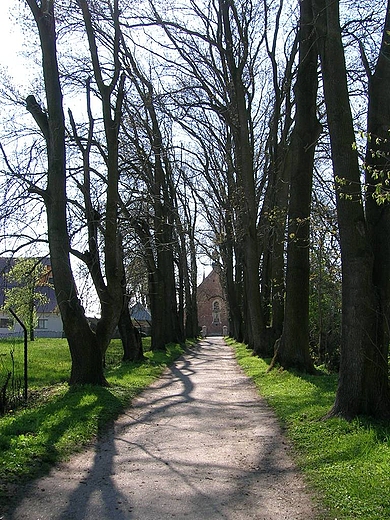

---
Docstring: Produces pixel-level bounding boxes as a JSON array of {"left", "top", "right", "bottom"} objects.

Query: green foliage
[
  {"left": 3, "top": 258, "right": 52, "bottom": 340},
  {"left": 229, "top": 338, "right": 390, "bottom": 520},
  {"left": 354, "top": 132, "right": 390, "bottom": 205},
  {"left": 0, "top": 336, "right": 185, "bottom": 505}
]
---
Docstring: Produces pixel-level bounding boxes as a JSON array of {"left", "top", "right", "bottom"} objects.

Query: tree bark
[
  {"left": 77, "top": 0, "right": 125, "bottom": 353},
  {"left": 260, "top": 14, "right": 297, "bottom": 344},
  {"left": 122, "top": 45, "right": 182, "bottom": 350},
  {"left": 25, "top": 0, "right": 125, "bottom": 386},
  {"left": 220, "top": 209, "right": 244, "bottom": 342},
  {"left": 118, "top": 298, "right": 144, "bottom": 362},
  {"left": 313, "top": 0, "right": 390, "bottom": 418},
  {"left": 272, "top": 0, "right": 320, "bottom": 373},
  {"left": 363, "top": 1, "right": 390, "bottom": 417},
  {"left": 219, "top": 0, "right": 266, "bottom": 354},
  {"left": 26, "top": 0, "right": 107, "bottom": 386}
]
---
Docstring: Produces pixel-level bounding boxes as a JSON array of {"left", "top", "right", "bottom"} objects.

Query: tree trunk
[
  {"left": 78, "top": 0, "right": 125, "bottom": 355},
  {"left": 219, "top": 0, "right": 266, "bottom": 353},
  {"left": 26, "top": 0, "right": 113, "bottom": 386},
  {"left": 149, "top": 265, "right": 175, "bottom": 350},
  {"left": 118, "top": 298, "right": 144, "bottom": 363},
  {"left": 123, "top": 54, "right": 182, "bottom": 350},
  {"left": 259, "top": 161, "right": 289, "bottom": 343},
  {"left": 184, "top": 234, "right": 199, "bottom": 339},
  {"left": 220, "top": 139, "right": 243, "bottom": 342},
  {"left": 220, "top": 222, "right": 243, "bottom": 342},
  {"left": 313, "top": 0, "right": 390, "bottom": 418},
  {"left": 273, "top": 0, "right": 320, "bottom": 373},
  {"left": 363, "top": 1, "right": 390, "bottom": 416}
]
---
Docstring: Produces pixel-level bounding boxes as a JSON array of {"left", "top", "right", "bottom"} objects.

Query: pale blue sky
[{"left": 0, "top": 1, "right": 27, "bottom": 84}]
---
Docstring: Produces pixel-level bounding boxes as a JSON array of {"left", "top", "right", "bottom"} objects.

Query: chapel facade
[{"left": 197, "top": 266, "right": 229, "bottom": 336}]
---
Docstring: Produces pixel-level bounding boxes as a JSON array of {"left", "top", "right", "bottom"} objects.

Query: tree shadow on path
[{"left": 6, "top": 337, "right": 316, "bottom": 519}]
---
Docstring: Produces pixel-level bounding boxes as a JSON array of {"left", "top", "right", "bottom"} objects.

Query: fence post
[{"left": 9, "top": 308, "right": 28, "bottom": 401}]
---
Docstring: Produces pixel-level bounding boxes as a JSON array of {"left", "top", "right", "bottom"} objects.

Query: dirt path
[{"left": 5, "top": 337, "right": 318, "bottom": 519}]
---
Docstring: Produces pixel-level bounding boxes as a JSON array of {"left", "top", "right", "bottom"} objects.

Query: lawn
[
  {"left": 229, "top": 338, "right": 390, "bottom": 520},
  {"left": 0, "top": 337, "right": 72, "bottom": 391}
]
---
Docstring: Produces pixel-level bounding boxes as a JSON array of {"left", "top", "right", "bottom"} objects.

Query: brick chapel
[{"left": 197, "top": 265, "right": 229, "bottom": 336}]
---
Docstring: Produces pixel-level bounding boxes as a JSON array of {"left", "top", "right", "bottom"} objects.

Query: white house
[{"left": 0, "top": 257, "right": 64, "bottom": 338}]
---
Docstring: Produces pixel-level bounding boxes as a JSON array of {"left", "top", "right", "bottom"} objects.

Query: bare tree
[
  {"left": 270, "top": 0, "right": 320, "bottom": 373},
  {"left": 25, "top": 0, "right": 107, "bottom": 385},
  {"left": 24, "top": 0, "right": 131, "bottom": 384},
  {"left": 140, "top": 0, "right": 269, "bottom": 351},
  {"left": 118, "top": 44, "right": 184, "bottom": 349}
]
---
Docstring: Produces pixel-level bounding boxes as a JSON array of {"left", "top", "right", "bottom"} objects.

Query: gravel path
[{"left": 5, "top": 337, "right": 318, "bottom": 520}]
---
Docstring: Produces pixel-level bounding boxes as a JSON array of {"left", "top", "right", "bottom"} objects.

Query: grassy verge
[
  {"left": 0, "top": 337, "right": 190, "bottom": 504},
  {"left": 228, "top": 338, "right": 390, "bottom": 520}
]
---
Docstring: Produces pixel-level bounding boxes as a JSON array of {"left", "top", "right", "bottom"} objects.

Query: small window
[
  {"left": 37, "top": 319, "right": 48, "bottom": 330},
  {"left": 212, "top": 300, "right": 221, "bottom": 324},
  {"left": 0, "top": 318, "right": 13, "bottom": 328}
]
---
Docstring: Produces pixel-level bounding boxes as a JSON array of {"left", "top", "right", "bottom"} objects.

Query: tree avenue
[{"left": 0, "top": 0, "right": 389, "bottom": 419}]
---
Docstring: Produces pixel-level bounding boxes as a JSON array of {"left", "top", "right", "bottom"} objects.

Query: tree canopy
[{"left": 0, "top": 0, "right": 389, "bottom": 419}]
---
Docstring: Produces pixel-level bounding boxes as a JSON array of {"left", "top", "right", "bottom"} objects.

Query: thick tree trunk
[
  {"left": 149, "top": 260, "right": 180, "bottom": 351},
  {"left": 160, "top": 244, "right": 182, "bottom": 345},
  {"left": 313, "top": 0, "right": 390, "bottom": 418},
  {"left": 273, "top": 0, "right": 319, "bottom": 374},
  {"left": 26, "top": 1, "right": 108, "bottom": 386},
  {"left": 131, "top": 220, "right": 176, "bottom": 352},
  {"left": 363, "top": 2, "right": 390, "bottom": 417},
  {"left": 241, "top": 230, "right": 266, "bottom": 353}
]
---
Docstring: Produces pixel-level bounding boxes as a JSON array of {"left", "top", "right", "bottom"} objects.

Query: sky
[
  {"left": 0, "top": 1, "right": 26, "bottom": 82},
  {"left": 0, "top": 1, "right": 213, "bottom": 303}
]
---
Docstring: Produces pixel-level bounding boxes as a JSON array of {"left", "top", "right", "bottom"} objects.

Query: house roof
[{"left": 131, "top": 303, "right": 151, "bottom": 322}]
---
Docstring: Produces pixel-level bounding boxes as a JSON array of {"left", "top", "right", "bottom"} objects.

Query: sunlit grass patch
[{"left": 0, "top": 338, "right": 71, "bottom": 388}]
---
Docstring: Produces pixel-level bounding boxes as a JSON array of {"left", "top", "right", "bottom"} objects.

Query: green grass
[
  {"left": 0, "top": 337, "right": 71, "bottom": 388},
  {"left": 0, "top": 336, "right": 189, "bottom": 505},
  {"left": 228, "top": 338, "right": 390, "bottom": 520}
]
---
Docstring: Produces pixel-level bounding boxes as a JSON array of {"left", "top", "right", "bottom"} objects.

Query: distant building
[
  {"left": 131, "top": 303, "right": 152, "bottom": 336},
  {"left": 0, "top": 257, "right": 64, "bottom": 338},
  {"left": 197, "top": 266, "right": 229, "bottom": 336}
]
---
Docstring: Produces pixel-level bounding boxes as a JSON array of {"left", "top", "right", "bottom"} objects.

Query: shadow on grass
[
  {"left": 234, "top": 346, "right": 336, "bottom": 417},
  {"left": 0, "top": 342, "right": 186, "bottom": 509},
  {"left": 4, "top": 341, "right": 192, "bottom": 519},
  {"left": 0, "top": 386, "right": 124, "bottom": 482},
  {"left": 292, "top": 370, "right": 390, "bottom": 450}
]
